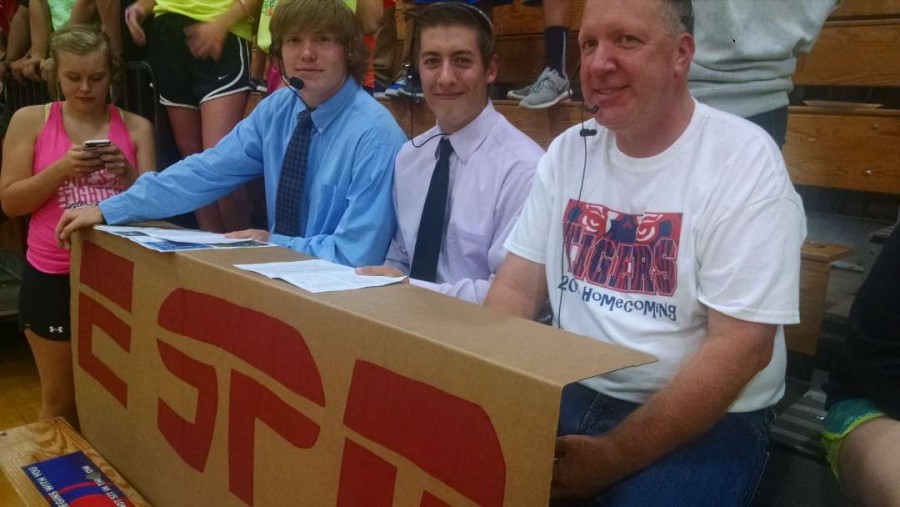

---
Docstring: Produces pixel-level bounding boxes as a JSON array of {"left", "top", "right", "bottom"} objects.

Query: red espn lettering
[
  {"left": 80, "top": 241, "right": 134, "bottom": 311},
  {"left": 337, "top": 440, "right": 396, "bottom": 507},
  {"left": 157, "top": 289, "right": 325, "bottom": 405},
  {"left": 76, "top": 247, "right": 508, "bottom": 506},
  {"left": 156, "top": 290, "right": 325, "bottom": 505},
  {"left": 421, "top": 492, "right": 453, "bottom": 507},
  {"left": 76, "top": 242, "right": 135, "bottom": 407},
  {"left": 342, "top": 361, "right": 506, "bottom": 507},
  {"left": 156, "top": 339, "right": 218, "bottom": 472},
  {"left": 77, "top": 294, "right": 131, "bottom": 407},
  {"left": 229, "top": 371, "right": 321, "bottom": 505}
]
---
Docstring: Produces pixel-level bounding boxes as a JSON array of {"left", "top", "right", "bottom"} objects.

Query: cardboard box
[{"left": 70, "top": 229, "right": 654, "bottom": 506}]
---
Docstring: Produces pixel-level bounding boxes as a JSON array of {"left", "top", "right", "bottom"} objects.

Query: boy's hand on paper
[
  {"left": 225, "top": 229, "right": 270, "bottom": 242},
  {"left": 355, "top": 266, "right": 408, "bottom": 283},
  {"left": 551, "top": 435, "right": 617, "bottom": 500},
  {"left": 56, "top": 206, "right": 104, "bottom": 250}
]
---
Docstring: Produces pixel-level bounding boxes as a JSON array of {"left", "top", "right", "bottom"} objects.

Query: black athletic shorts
[
  {"left": 19, "top": 261, "right": 71, "bottom": 341},
  {"left": 149, "top": 13, "right": 251, "bottom": 109}
]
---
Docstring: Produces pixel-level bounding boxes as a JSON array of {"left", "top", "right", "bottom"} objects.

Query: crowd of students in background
[{"left": 0, "top": 0, "right": 897, "bottom": 505}]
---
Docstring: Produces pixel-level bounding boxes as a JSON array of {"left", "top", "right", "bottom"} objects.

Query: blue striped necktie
[{"left": 274, "top": 109, "right": 314, "bottom": 236}]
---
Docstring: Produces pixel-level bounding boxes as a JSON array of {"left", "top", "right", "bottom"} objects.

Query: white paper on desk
[
  {"left": 95, "top": 225, "right": 272, "bottom": 252},
  {"left": 122, "top": 227, "right": 251, "bottom": 244},
  {"left": 235, "top": 259, "right": 405, "bottom": 293}
]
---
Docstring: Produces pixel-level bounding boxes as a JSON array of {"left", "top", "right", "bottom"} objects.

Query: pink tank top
[{"left": 27, "top": 102, "right": 137, "bottom": 274}]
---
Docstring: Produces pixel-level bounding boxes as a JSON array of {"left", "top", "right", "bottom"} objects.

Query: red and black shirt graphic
[{"left": 563, "top": 199, "right": 682, "bottom": 297}]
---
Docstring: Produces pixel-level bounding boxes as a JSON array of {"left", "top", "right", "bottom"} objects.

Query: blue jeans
[
  {"left": 745, "top": 106, "right": 788, "bottom": 149},
  {"left": 556, "top": 383, "right": 774, "bottom": 507}
]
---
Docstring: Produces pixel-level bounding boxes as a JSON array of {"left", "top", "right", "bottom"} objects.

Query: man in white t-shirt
[{"left": 485, "top": 0, "right": 806, "bottom": 504}]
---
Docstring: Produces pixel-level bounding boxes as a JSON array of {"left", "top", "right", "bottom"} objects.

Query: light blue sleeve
[
  {"left": 269, "top": 135, "right": 402, "bottom": 267},
  {"left": 99, "top": 103, "right": 269, "bottom": 225}
]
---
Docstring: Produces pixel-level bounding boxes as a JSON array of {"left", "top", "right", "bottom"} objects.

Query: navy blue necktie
[
  {"left": 274, "top": 110, "right": 313, "bottom": 236},
  {"left": 410, "top": 138, "right": 453, "bottom": 282}
]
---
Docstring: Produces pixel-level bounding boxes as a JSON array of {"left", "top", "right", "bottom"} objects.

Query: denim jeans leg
[
  {"left": 558, "top": 387, "right": 774, "bottom": 507},
  {"left": 745, "top": 107, "right": 788, "bottom": 149},
  {"left": 597, "top": 409, "right": 773, "bottom": 507}
]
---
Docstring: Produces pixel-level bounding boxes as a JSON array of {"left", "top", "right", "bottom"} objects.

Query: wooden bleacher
[{"left": 786, "top": 1, "right": 900, "bottom": 354}]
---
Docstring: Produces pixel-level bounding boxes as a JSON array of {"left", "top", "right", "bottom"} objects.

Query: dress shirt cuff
[
  {"left": 98, "top": 196, "right": 129, "bottom": 225},
  {"left": 268, "top": 233, "right": 293, "bottom": 249}
]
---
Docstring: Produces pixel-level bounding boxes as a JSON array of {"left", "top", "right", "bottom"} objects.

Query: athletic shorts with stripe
[{"left": 149, "top": 13, "right": 251, "bottom": 109}]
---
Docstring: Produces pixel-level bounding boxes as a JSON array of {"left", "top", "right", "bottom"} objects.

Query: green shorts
[{"left": 821, "top": 398, "right": 885, "bottom": 480}]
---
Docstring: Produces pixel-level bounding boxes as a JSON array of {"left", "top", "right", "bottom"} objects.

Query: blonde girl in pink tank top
[{"left": 0, "top": 25, "right": 156, "bottom": 429}]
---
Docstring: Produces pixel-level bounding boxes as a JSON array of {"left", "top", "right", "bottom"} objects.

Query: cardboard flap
[{"left": 180, "top": 243, "right": 657, "bottom": 388}]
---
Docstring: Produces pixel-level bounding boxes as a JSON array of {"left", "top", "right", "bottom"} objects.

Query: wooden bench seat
[
  {"left": 0, "top": 418, "right": 149, "bottom": 506},
  {"left": 784, "top": 106, "right": 900, "bottom": 194},
  {"left": 793, "top": 19, "right": 900, "bottom": 87}
]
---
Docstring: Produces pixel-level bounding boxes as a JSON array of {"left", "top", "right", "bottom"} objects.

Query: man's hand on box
[
  {"left": 56, "top": 205, "right": 105, "bottom": 250},
  {"left": 355, "top": 265, "right": 409, "bottom": 283},
  {"left": 225, "top": 229, "right": 270, "bottom": 242},
  {"left": 551, "top": 434, "right": 618, "bottom": 500}
]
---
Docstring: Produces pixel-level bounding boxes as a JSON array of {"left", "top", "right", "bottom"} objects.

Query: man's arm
[
  {"left": 69, "top": 0, "right": 98, "bottom": 25},
  {"left": 551, "top": 309, "right": 776, "bottom": 499},
  {"left": 484, "top": 253, "right": 549, "bottom": 320},
  {"left": 21, "top": 0, "right": 50, "bottom": 81},
  {"left": 6, "top": 6, "right": 31, "bottom": 62},
  {"left": 97, "top": 105, "right": 267, "bottom": 225},
  {"left": 70, "top": 0, "right": 123, "bottom": 57}
]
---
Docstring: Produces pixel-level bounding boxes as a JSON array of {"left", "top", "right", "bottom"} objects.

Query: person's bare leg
[
  {"left": 543, "top": 0, "right": 572, "bottom": 74},
  {"left": 200, "top": 91, "right": 252, "bottom": 232},
  {"left": 838, "top": 417, "right": 900, "bottom": 506},
  {"left": 544, "top": 0, "right": 571, "bottom": 27},
  {"left": 26, "top": 330, "right": 78, "bottom": 429},
  {"left": 165, "top": 105, "right": 225, "bottom": 231}
]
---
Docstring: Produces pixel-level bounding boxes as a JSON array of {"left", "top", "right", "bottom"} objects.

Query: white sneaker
[
  {"left": 519, "top": 67, "right": 572, "bottom": 109},
  {"left": 507, "top": 81, "right": 536, "bottom": 100}
]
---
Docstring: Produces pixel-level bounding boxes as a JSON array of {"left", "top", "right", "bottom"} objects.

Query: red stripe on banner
[{"left": 55, "top": 481, "right": 96, "bottom": 495}]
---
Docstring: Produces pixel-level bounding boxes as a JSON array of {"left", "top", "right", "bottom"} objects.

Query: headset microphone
[
  {"left": 280, "top": 69, "right": 312, "bottom": 111},
  {"left": 579, "top": 103, "right": 599, "bottom": 137}
]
